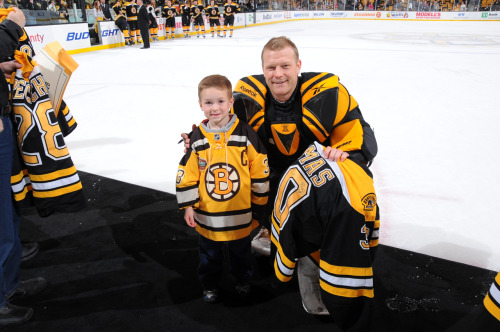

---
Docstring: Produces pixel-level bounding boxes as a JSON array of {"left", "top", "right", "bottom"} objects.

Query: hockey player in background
[
  {"left": 271, "top": 141, "right": 379, "bottom": 332},
  {"left": 205, "top": 0, "right": 221, "bottom": 38},
  {"left": 123, "top": 0, "right": 141, "bottom": 44},
  {"left": 190, "top": 0, "right": 205, "bottom": 38},
  {"left": 147, "top": 0, "right": 159, "bottom": 42},
  {"left": 176, "top": 75, "right": 270, "bottom": 303},
  {"left": 222, "top": 0, "right": 239, "bottom": 37},
  {"left": 113, "top": 5, "right": 133, "bottom": 45},
  {"left": 162, "top": 0, "right": 176, "bottom": 39},
  {"left": 180, "top": 0, "right": 191, "bottom": 38}
]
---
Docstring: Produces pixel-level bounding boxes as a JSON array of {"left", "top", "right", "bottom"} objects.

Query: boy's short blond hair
[
  {"left": 261, "top": 36, "right": 299, "bottom": 64},
  {"left": 198, "top": 74, "right": 233, "bottom": 100}
]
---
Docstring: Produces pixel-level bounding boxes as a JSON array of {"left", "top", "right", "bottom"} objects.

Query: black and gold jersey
[
  {"left": 190, "top": 3, "right": 204, "bottom": 18},
  {"left": 162, "top": 5, "right": 177, "bottom": 18},
  {"left": 223, "top": 2, "right": 239, "bottom": 16},
  {"left": 205, "top": 5, "right": 220, "bottom": 19},
  {"left": 10, "top": 51, "right": 85, "bottom": 217},
  {"left": 123, "top": 1, "right": 138, "bottom": 21},
  {"left": 180, "top": 3, "right": 191, "bottom": 16},
  {"left": 232, "top": 72, "right": 378, "bottom": 175},
  {"left": 271, "top": 141, "right": 380, "bottom": 331},
  {"left": 176, "top": 115, "right": 270, "bottom": 242}
]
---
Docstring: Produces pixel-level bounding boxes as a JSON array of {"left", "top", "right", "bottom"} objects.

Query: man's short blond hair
[
  {"left": 198, "top": 74, "right": 233, "bottom": 99},
  {"left": 261, "top": 36, "right": 299, "bottom": 64}
]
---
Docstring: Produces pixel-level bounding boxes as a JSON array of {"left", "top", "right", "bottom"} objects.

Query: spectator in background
[
  {"left": 0, "top": 0, "right": 6, "bottom": 8},
  {"left": 93, "top": 0, "right": 104, "bottom": 31},
  {"left": 47, "top": 0, "right": 56, "bottom": 11},
  {"left": 459, "top": 1, "right": 466, "bottom": 10},
  {"left": 100, "top": 0, "right": 111, "bottom": 19}
]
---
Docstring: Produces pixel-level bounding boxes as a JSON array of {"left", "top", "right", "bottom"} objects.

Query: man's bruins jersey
[
  {"left": 190, "top": 4, "right": 204, "bottom": 18},
  {"left": 180, "top": 3, "right": 191, "bottom": 16},
  {"left": 14, "top": 33, "right": 78, "bottom": 137},
  {"left": 123, "top": 1, "right": 138, "bottom": 21},
  {"left": 162, "top": 5, "right": 177, "bottom": 18},
  {"left": 205, "top": 5, "right": 220, "bottom": 19},
  {"left": 176, "top": 115, "right": 270, "bottom": 242},
  {"left": 271, "top": 141, "right": 380, "bottom": 331},
  {"left": 232, "top": 72, "right": 378, "bottom": 175},
  {"left": 223, "top": 2, "right": 239, "bottom": 16},
  {"left": 9, "top": 51, "right": 85, "bottom": 217}
]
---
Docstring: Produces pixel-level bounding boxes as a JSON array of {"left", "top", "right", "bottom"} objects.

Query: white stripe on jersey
[
  {"left": 176, "top": 186, "right": 199, "bottom": 205},
  {"left": 31, "top": 173, "right": 80, "bottom": 191},
  {"left": 276, "top": 251, "right": 294, "bottom": 277},
  {"left": 195, "top": 211, "right": 252, "bottom": 228},
  {"left": 320, "top": 269, "right": 373, "bottom": 289},
  {"left": 490, "top": 280, "right": 500, "bottom": 304}
]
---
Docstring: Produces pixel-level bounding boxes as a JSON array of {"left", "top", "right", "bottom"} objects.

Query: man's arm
[{"left": 0, "top": 8, "right": 25, "bottom": 61}]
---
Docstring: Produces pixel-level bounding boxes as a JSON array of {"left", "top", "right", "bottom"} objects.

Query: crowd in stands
[{"left": 1, "top": 0, "right": 498, "bottom": 26}]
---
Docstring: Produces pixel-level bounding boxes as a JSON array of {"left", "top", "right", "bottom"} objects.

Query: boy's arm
[{"left": 176, "top": 148, "right": 201, "bottom": 210}]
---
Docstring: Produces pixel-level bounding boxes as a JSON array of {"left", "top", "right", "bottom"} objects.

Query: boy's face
[{"left": 199, "top": 87, "right": 234, "bottom": 129}]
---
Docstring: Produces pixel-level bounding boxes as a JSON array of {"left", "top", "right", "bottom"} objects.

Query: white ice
[{"left": 63, "top": 19, "right": 500, "bottom": 272}]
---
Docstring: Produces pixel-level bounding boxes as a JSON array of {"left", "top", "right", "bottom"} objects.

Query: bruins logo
[
  {"left": 131, "top": 7, "right": 136, "bottom": 13},
  {"left": 361, "top": 193, "right": 376, "bottom": 211},
  {"left": 195, "top": 7, "right": 200, "bottom": 13},
  {"left": 211, "top": 9, "right": 216, "bottom": 15},
  {"left": 226, "top": 7, "right": 232, "bottom": 12},
  {"left": 168, "top": 9, "right": 173, "bottom": 15},
  {"left": 205, "top": 163, "right": 240, "bottom": 201}
]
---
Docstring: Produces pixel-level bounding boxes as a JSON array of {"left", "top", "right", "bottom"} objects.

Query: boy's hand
[{"left": 184, "top": 206, "right": 196, "bottom": 227}]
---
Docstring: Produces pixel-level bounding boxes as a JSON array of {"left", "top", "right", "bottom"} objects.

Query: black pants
[
  {"left": 140, "top": 26, "right": 150, "bottom": 47},
  {"left": 198, "top": 235, "right": 252, "bottom": 290}
]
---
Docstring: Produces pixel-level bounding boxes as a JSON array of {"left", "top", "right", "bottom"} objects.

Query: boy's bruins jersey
[
  {"left": 232, "top": 72, "right": 378, "bottom": 175},
  {"left": 223, "top": 2, "right": 239, "bottom": 16},
  {"left": 176, "top": 115, "right": 270, "bottom": 242},
  {"left": 205, "top": 5, "right": 220, "bottom": 19},
  {"left": 162, "top": 5, "right": 177, "bottom": 18},
  {"left": 9, "top": 52, "right": 85, "bottom": 217},
  {"left": 190, "top": 4, "right": 204, "bottom": 18},
  {"left": 271, "top": 141, "right": 380, "bottom": 331},
  {"left": 180, "top": 3, "right": 191, "bottom": 16},
  {"left": 123, "top": 1, "right": 138, "bottom": 20}
]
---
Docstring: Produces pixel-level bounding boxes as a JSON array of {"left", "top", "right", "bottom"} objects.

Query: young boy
[{"left": 176, "top": 75, "right": 269, "bottom": 303}]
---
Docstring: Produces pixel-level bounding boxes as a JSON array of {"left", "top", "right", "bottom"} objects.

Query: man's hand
[
  {"left": 184, "top": 207, "right": 196, "bottom": 227},
  {"left": 0, "top": 60, "right": 22, "bottom": 80},
  {"left": 324, "top": 146, "right": 349, "bottom": 162},
  {"left": 180, "top": 124, "right": 197, "bottom": 153},
  {"left": 7, "top": 8, "right": 26, "bottom": 28}
]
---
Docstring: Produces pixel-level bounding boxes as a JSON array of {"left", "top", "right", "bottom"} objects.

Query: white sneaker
[{"left": 251, "top": 227, "right": 271, "bottom": 256}]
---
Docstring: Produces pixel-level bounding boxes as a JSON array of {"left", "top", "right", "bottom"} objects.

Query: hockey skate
[
  {"left": 298, "top": 257, "right": 330, "bottom": 316},
  {"left": 251, "top": 227, "right": 271, "bottom": 256}
]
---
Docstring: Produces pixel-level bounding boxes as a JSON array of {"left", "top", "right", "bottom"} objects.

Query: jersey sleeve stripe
[
  {"left": 484, "top": 278, "right": 500, "bottom": 321},
  {"left": 319, "top": 279, "right": 374, "bottom": 298},
  {"left": 33, "top": 182, "right": 82, "bottom": 198},
  {"left": 30, "top": 173, "right": 80, "bottom": 191},
  {"left": 28, "top": 165, "right": 78, "bottom": 182},
  {"left": 319, "top": 260, "right": 374, "bottom": 278}
]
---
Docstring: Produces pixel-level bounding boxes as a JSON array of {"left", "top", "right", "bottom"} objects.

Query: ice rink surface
[{"left": 63, "top": 19, "right": 500, "bottom": 272}]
